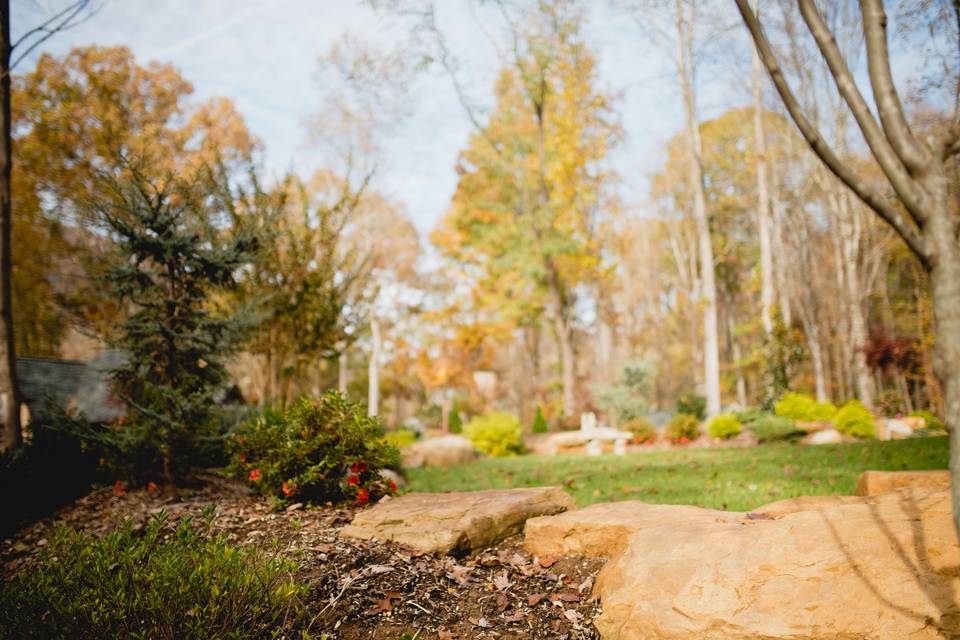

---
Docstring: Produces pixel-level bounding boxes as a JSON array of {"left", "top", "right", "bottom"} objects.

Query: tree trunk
[
  {"left": 838, "top": 193, "right": 875, "bottom": 407},
  {"left": 928, "top": 216, "right": 960, "bottom": 539},
  {"left": 338, "top": 346, "right": 349, "bottom": 395},
  {"left": 751, "top": 2, "right": 775, "bottom": 338},
  {"left": 553, "top": 308, "right": 576, "bottom": 419},
  {"left": 367, "top": 317, "right": 380, "bottom": 418},
  {"left": 0, "top": 1, "right": 20, "bottom": 453},
  {"left": 675, "top": 0, "right": 721, "bottom": 416}
]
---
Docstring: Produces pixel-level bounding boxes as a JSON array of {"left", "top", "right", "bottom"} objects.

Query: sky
[{"left": 10, "top": 1, "right": 779, "bottom": 237}]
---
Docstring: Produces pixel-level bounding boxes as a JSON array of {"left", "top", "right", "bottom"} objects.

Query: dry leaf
[
  {"left": 528, "top": 593, "right": 547, "bottom": 606},
  {"left": 367, "top": 595, "right": 393, "bottom": 615},
  {"left": 437, "top": 629, "right": 455, "bottom": 640},
  {"left": 578, "top": 575, "right": 594, "bottom": 594},
  {"left": 537, "top": 555, "right": 558, "bottom": 568},
  {"left": 492, "top": 570, "right": 512, "bottom": 591},
  {"left": 553, "top": 592, "right": 580, "bottom": 603},
  {"left": 496, "top": 592, "right": 509, "bottom": 612}
]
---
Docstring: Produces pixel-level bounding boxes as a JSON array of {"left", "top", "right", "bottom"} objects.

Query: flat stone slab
[
  {"left": 594, "top": 489, "right": 960, "bottom": 639},
  {"left": 400, "top": 435, "right": 478, "bottom": 469},
  {"left": 856, "top": 469, "right": 951, "bottom": 496},
  {"left": 340, "top": 487, "right": 574, "bottom": 555},
  {"left": 524, "top": 500, "right": 742, "bottom": 559}
]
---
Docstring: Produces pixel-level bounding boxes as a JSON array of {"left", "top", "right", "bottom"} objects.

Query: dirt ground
[{"left": 1, "top": 476, "right": 604, "bottom": 639}]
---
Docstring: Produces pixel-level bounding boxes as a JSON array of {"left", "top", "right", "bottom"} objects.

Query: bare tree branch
[
  {"left": 733, "top": 0, "right": 928, "bottom": 264},
  {"left": 860, "top": 0, "right": 930, "bottom": 173},
  {"left": 798, "top": 0, "right": 929, "bottom": 225},
  {"left": 8, "top": 1, "right": 100, "bottom": 74}
]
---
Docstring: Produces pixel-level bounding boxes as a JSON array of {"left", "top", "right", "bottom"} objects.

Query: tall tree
[
  {"left": 736, "top": 0, "right": 960, "bottom": 532},
  {"left": 434, "top": 1, "right": 619, "bottom": 419}
]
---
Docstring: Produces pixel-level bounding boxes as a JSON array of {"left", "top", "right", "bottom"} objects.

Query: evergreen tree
[
  {"left": 92, "top": 163, "right": 258, "bottom": 483},
  {"left": 531, "top": 406, "right": 548, "bottom": 434}
]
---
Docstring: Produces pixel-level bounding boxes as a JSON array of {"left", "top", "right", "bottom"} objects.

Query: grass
[{"left": 405, "top": 437, "right": 949, "bottom": 512}]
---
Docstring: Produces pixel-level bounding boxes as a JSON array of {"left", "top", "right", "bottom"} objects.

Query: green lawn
[{"left": 405, "top": 437, "right": 949, "bottom": 512}]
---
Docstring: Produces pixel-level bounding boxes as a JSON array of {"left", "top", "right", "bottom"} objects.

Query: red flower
[
  {"left": 355, "top": 488, "right": 369, "bottom": 505},
  {"left": 347, "top": 474, "right": 360, "bottom": 486},
  {"left": 282, "top": 482, "right": 295, "bottom": 497},
  {"left": 249, "top": 468, "right": 261, "bottom": 482},
  {"left": 350, "top": 461, "right": 368, "bottom": 474},
  {"left": 678, "top": 437, "right": 689, "bottom": 444},
  {"left": 113, "top": 480, "right": 125, "bottom": 497},
  {"left": 388, "top": 481, "right": 398, "bottom": 492},
  {"left": 146, "top": 481, "right": 158, "bottom": 493}
]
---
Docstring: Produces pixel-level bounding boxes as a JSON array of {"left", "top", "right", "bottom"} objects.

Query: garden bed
[{"left": 1, "top": 475, "right": 603, "bottom": 640}]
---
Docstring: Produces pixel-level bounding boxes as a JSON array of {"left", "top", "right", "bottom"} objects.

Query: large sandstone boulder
[
  {"left": 340, "top": 487, "right": 574, "bottom": 555},
  {"left": 524, "top": 501, "right": 742, "bottom": 559},
  {"left": 856, "top": 469, "right": 951, "bottom": 496},
  {"left": 751, "top": 494, "right": 864, "bottom": 517},
  {"left": 594, "top": 489, "right": 960, "bottom": 639},
  {"left": 400, "top": 435, "right": 478, "bottom": 469}
]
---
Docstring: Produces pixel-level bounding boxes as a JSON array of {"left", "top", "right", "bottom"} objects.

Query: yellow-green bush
[
  {"left": 381, "top": 429, "right": 418, "bottom": 448},
  {"left": 774, "top": 392, "right": 837, "bottom": 422},
  {"left": 463, "top": 412, "right": 525, "bottom": 457},
  {"left": 708, "top": 414, "right": 742, "bottom": 440},
  {"left": 666, "top": 413, "right": 700, "bottom": 442},
  {"left": 834, "top": 400, "right": 876, "bottom": 439}
]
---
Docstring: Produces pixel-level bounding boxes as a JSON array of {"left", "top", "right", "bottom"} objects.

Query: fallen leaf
[
  {"left": 492, "top": 570, "right": 512, "bottom": 591},
  {"left": 477, "top": 617, "right": 493, "bottom": 628},
  {"left": 579, "top": 575, "right": 594, "bottom": 593},
  {"left": 552, "top": 592, "right": 580, "bottom": 603},
  {"left": 367, "top": 595, "right": 393, "bottom": 615},
  {"left": 537, "top": 555, "right": 557, "bottom": 568},
  {"left": 447, "top": 564, "right": 472, "bottom": 586},
  {"left": 496, "top": 592, "right": 509, "bottom": 612},
  {"left": 563, "top": 608, "right": 582, "bottom": 623},
  {"left": 368, "top": 564, "right": 394, "bottom": 575},
  {"left": 315, "top": 543, "right": 333, "bottom": 553},
  {"left": 437, "top": 629, "right": 455, "bottom": 640},
  {"left": 528, "top": 593, "right": 547, "bottom": 606}
]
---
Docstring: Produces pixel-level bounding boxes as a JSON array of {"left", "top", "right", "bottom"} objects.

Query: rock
[
  {"left": 802, "top": 428, "right": 846, "bottom": 445},
  {"left": 340, "top": 487, "right": 575, "bottom": 555},
  {"left": 595, "top": 489, "right": 960, "bottom": 639},
  {"left": 901, "top": 415, "right": 927, "bottom": 430},
  {"left": 524, "top": 501, "right": 742, "bottom": 559},
  {"left": 751, "top": 494, "right": 864, "bottom": 518},
  {"left": 856, "top": 469, "right": 951, "bottom": 496},
  {"left": 401, "top": 435, "right": 478, "bottom": 469},
  {"left": 379, "top": 468, "right": 407, "bottom": 488},
  {"left": 545, "top": 428, "right": 633, "bottom": 455},
  {"left": 883, "top": 418, "right": 916, "bottom": 440},
  {"left": 794, "top": 420, "right": 833, "bottom": 432}
]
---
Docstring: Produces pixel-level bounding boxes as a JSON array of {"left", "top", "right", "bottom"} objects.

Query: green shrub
[
  {"left": 708, "top": 414, "right": 742, "bottom": 440},
  {"left": 675, "top": 392, "right": 706, "bottom": 421},
  {"left": 0, "top": 511, "right": 306, "bottom": 639},
  {"left": 531, "top": 406, "right": 549, "bottom": 433},
  {"left": 666, "top": 413, "right": 700, "bottom": 443},
  {"left": 834, "top": 400, "right": 876, "bottom": 439},
  {"left": 228, "top": 391, "right": 400, "bottom": 504},
  {"left": 463, "top": 412, "right": 525, "bottom": 457},
  {"left": 743, "top": 412, "right": 802, "bottom": 443},
  {"left": 382, "top": 429, "right": 418, "bottom": 449},
  {"left": 448, "top": 406, "right": 463, "bottom": 433},
  {"left": 774, "top": 392, "right": 837, "bottom": 422},
  {"left": 623, "top": 416, "right": 656, "bottom": 442},
  {"left": 908, "top": 409, "right": 946, "bottom": 432}
]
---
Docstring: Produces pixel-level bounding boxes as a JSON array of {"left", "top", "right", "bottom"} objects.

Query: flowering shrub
[
  {"left": 774, "top": 392, "right": 837, "bottom": 423},
  {"left": 623, "top": 417, "right": 656, "bottom": 443},
  {"left": 463, "top": 412, "right": 525, "bottom": 457},
  {"left": 228, "top": 391, "right": 400, "bottom": 504},
  {"left": 708, "top": 414, "right": 742, "bottom": 440},
  {"left": 666, "top": 413, "right": 700, "bottom": 443},
  {"left": 834, "top": 400, "right": 876, "bottom": 439}
]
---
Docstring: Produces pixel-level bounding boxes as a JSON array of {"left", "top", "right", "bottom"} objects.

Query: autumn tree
[
  {"left": 433, "top": 1, "right": 619, "bottom": 419},
  {"left": 11, "top": 45, "right": 257, "bottom": 357},
  {"left": 736, "top": 0, "right": 960, "bottom": 533}
]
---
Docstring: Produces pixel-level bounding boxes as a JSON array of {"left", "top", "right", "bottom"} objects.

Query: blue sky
[{"left": 10, "top": 1, "right": 766, "bottom": 235}]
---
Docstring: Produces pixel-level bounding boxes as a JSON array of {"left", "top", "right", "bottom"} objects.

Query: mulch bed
[{"left": 1, "top": 476, "right": 604, "bottom": 639}]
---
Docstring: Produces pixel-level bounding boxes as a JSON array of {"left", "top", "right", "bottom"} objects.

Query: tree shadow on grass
[{"left": 820, "top": 491, "right": 959, "bottom": 638}]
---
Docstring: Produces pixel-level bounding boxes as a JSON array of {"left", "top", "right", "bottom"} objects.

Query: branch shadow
[{"left": 819, "top": 490, "right": 960, "bottom": 638}]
